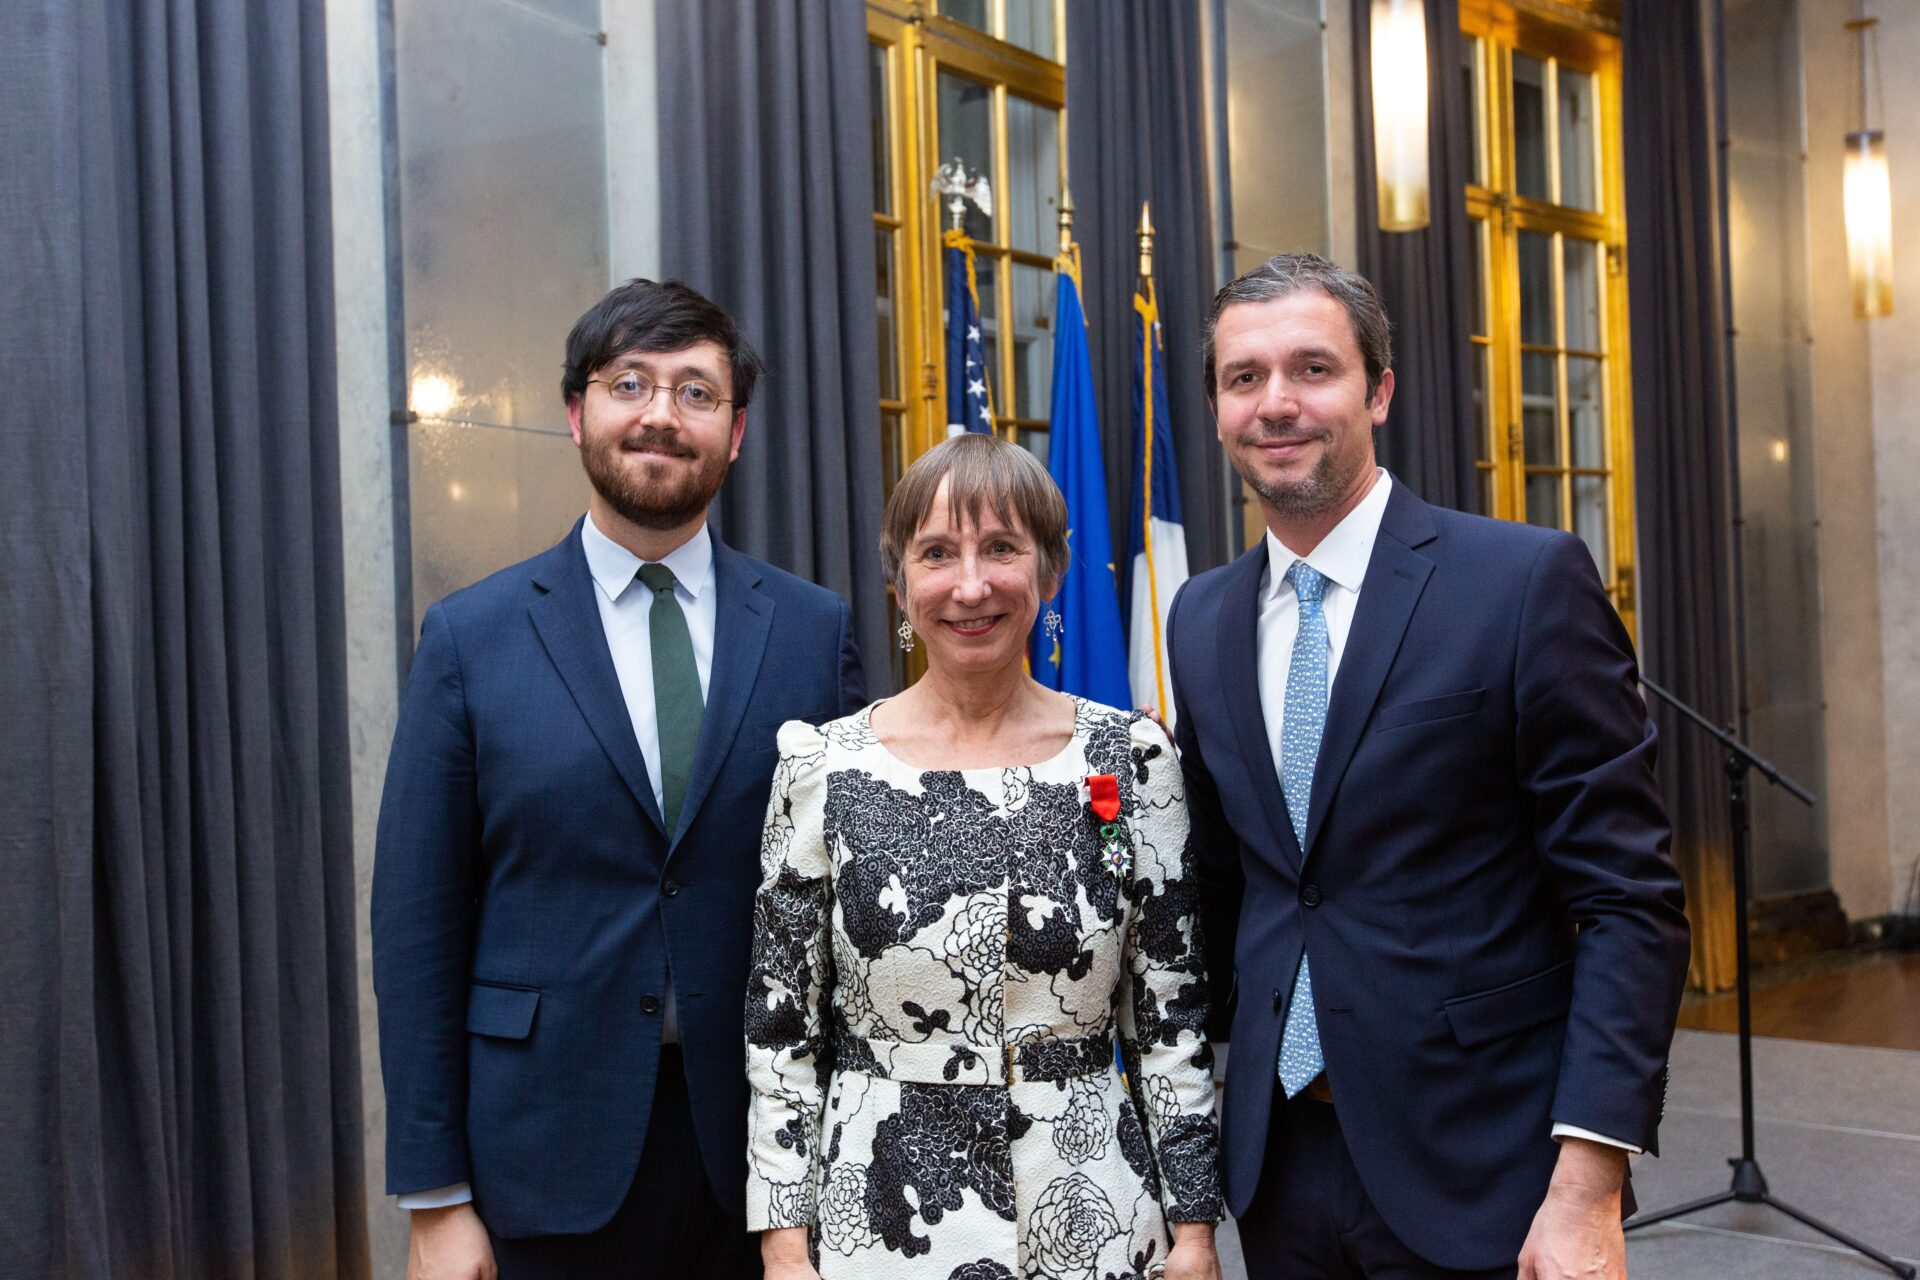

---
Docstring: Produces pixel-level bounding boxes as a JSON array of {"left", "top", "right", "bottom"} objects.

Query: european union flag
[
  {"left": 1030, "top": 252, "right": 1130, "bottom": 709},
  {"left": 1125, "top": 281, "right": 1190, "bottom": 724},
  {"left": 944, "top": 228, "right": 994, "bottom": 434}
]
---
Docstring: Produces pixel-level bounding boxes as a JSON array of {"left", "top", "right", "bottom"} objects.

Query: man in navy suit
[
  {"left": 1168, "top": 254, "right": 1689, "bottom": 1280},
  {"left": 373, "top": 280, "right": 865, "bottom": 1279}
]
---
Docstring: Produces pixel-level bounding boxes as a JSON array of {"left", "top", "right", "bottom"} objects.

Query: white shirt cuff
[
  {"left": 396, "top": 1181, "right": 473, "bottom": 1210},
  {"left": 1552, "top": 1123, "right": 1643, "bottom": 1164}
]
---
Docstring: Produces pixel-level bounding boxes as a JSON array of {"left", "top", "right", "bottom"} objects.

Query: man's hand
[
  {"left": 761, "top": 1225, "right": 821, "bottom": 1280},
  {"left": 1518, "top": 1137, "right": 1629, "bottom": 1280},
  {"left": 1166, "top": 1221, "right": 1224, "bottom": 1280},
  {"left": 407, "top": 1203, "right": 496, "bottom": 1280}
]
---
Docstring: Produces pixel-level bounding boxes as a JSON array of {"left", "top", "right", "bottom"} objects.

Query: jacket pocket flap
[
  {"left": 466, "top": 984, "right": 540, "bottom": 1039},
  {"left": 1442, "top": 960, "right": 1572, "bottom": 1047},
  {"left": 1375, "top": 687, "right": 1486, "bottom": 731}
]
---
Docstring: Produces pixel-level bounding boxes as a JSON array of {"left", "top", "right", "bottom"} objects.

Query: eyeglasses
[{"left": 586, "top": 371, "right": 733, "bottom": 416}]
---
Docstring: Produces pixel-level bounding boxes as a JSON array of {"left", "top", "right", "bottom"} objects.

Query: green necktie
[{"left": 638, "top": 562, "right": 705, "bottom": 832}]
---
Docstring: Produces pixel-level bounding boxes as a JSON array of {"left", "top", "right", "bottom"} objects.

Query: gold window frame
[{"left": 1462, "top": 0, "right": 1637, "bottom": 634}]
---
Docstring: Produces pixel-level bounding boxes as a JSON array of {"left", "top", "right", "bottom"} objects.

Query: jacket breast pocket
[
  {"left": 1441, "top": 959, "right": 1572, "bottom": 1047},
  {"left": 467, "top": 983, "right": 541, "bottom": 1039},
  {"left": 1374, "top": 687, "right": 1486, "bottom": 732}
]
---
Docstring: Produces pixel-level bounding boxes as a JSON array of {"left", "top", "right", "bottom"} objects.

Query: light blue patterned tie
[{"left": 1277, "top": 561, "right": 1328, "bottom": 1098}]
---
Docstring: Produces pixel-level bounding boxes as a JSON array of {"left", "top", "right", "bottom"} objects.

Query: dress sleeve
[
  {"left": 744, "top": 719, "right": 835, "bottom": 1231},
  {"left": 1116, "top": 714, "right": 1225, "bottom": 1223}
]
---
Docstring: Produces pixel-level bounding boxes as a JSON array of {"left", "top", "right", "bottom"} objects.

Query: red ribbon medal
[{"left": 1084, "top": 773, "right": 1121, "bottom": 822}]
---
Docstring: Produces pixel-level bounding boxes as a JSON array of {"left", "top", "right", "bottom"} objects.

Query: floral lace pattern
[{"left": 746, "top": 701, "right": 1222, "bottom": 1278}]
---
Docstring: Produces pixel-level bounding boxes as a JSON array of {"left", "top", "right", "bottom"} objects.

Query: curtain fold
[
  {"left": 0, "top": 0, "right": 370, "bottom": 1275},
  {"left": 1352, "top": 0, "right": 1481, "bottom": 512},
  {"left": 1066, "top": 0, "right": 1230, "bottom": 575},
  {"left": 1624, "top": 0, "right": 1739, "bottom": 991},
  {"left": 655, "top": 0, "right": 893, "bottom": 689}
]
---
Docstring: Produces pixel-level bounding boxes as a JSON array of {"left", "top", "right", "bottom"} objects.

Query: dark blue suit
[
  {"left": 1169, "top": 480, "right": 1689, "bottom": 1272},
  {"left": 373, "top": 520, "right": 864, "bottom": 1241}
]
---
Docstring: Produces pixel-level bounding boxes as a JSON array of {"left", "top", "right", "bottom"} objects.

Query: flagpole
[{"left": 1135, "top": 202, "right": 1172, "bottom": 715}]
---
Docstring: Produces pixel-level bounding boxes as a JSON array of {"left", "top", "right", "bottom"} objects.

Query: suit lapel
[
  {"left": 1302, "top": 482, "right": 1437, "bottom": 858},
  {"left": 671, "top": 537, "right": 772, "bottom": 850},
  {"left": 528, "top": 521, "right": 668, "bottom": 837},
  {"left": 1214, "top": 545, "right": 1303, "bottom": 864}
]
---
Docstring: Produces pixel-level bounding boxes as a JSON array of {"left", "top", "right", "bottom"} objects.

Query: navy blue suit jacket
[
  {"left": 372, "top": 520, "right": 865, "bottom": 1239},
  {"left": 1168, "top": 480, "right": 1689, "bottom": 1271}
]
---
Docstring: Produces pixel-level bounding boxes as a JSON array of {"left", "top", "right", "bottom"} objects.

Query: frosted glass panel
[
  {"left": 1224, "top": 2, "right": 1329, "bottom": 261},
  {"left": 396, "top": 0, "right": 608, "bottom": 618},
  {"left": 408, "top": 422, "right": 591, "bottom": 618},
  {"left": 511, "top": 0, "right": 601, "bottom": 31}
]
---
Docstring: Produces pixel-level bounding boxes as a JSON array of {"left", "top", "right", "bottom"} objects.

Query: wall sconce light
[
  {"left": 1372, "top": 0, "right": 1431, "bottom": 232},
  {"left": 1844, "top": 17, "right": 1893, "bottom": 318}
]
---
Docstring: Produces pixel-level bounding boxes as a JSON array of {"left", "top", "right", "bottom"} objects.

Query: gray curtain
[
  {"left": 1352, "top": 0, "right": 1480, "bottom": 512},
  {"left": 0, "top": 1, "right": 370, "bottom": 1276},
  {"left": 655, "top": 0, "right": 894, "bottom": 689},
  {"left": 1067, "top": 0, "right": 1231, "bottom": 574},
  {"left": 1624, "top": 0, "right": 1740, "bottom": 991}
]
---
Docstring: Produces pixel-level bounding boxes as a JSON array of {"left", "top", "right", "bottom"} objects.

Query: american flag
[{"left": 944, "top": 229, "right": 994, "bottom": 434}]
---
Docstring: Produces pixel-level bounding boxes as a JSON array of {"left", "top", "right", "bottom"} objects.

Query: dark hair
[
  {"left": 1202, "top": 253, "right": 1393, "bottom": 399},
  {"left": 879, "top": 433, "right": 1070, "bottom": 598},
  {"left": 560, "top": 278, "right": 767, "bottom": 409}
]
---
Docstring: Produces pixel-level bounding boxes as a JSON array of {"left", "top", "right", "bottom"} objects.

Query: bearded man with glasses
[{"left": 374, "top": 279, "right": 867, "bottom": 1279}]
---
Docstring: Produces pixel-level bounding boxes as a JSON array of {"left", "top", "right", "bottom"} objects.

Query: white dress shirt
[
  {"left": 395, "top": 514, "right": 718, "bottom": 1211},
  {"left": 1252, "top": 470, "right": 1636, "bottom": 1158}
]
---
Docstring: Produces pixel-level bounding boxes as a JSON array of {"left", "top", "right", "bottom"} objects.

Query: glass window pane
[
  {"left": 1512, "top": 53, "right": 1549, "bottom": 202},
  {"left": 1004, "top": 0, "right": 1056, "bottom": 59},
  {"left": 882, "top": 410, "right": 904, "bottom": 497},
  {"left": 1518, "top": 230, "right": 1555, "bottom": 347},
  {"left": 1559, "top": 67, "right": 1599, "bottom": 211},
  {"left": 1006, "top": 96, "right": 1061, "bottom": 258},
  {"left": 1011, "top": 262, "right": 1053, "bottom": 420},
  {"left": 876, "top": 227, "right": 899, "bottom": 402},
  {"left": 1563, "top": 238, "right": 1602, "bottom": 351},
  {"left": 1020, "top": 427, "right": 1050, "bottom": 468},
  {"left": 1470, "top": 218, "right": 1488, "bottom": 337},
  {"left": 1525, "top": 472, "right": 1562, "bottom": 529},
  {"left": 937, "top": 71, "right": 997, "bottom": 243},
  {"left": 1573, "top": 474, "right": 1610, "bottom": 577},
  {"left": 1478, "top": 465, "right": 1496, "bottom": 517},
  {"left": 1568, "top": 356, "right": 1605, "bottom": 467},
  {"left": 1472, "top": 343, "right": 1491, "bottom": 462},
  {"left": 975, "top": 251, "right": 999, "bottom": 405},
  {"left": 943, "top": 0, "right": 989, "bottom": 33},
  {"left": 1464, "top": 36, "right": 1486, "bottom": 186},
  {"left": 871, "top": 44, "right": 891, "bottom": 216},
  {"left": 1522, "top": 352, "right": 1559, "bottom": 465}
]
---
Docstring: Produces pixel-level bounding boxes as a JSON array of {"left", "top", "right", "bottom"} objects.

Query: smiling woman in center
[{"left": 744, "top": 433, "right": 1224, "bottom": 1280}]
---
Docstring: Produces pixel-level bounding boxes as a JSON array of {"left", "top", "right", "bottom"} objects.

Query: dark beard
[
  {"left": 579, "top": 427, "right": 730, "bottom": 531},
  {"left": 1236, "top": 429, "right": 1362, "bottom": 518}
]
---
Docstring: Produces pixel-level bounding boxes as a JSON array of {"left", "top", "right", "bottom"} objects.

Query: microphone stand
[{"left": 1625, "top": 677, "right": 1914, "bottom": 1278}]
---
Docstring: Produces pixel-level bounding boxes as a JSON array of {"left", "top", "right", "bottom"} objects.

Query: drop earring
[
  {"left": 1043, "top": 605, "right": 1064, "bottom": 643},
  {"left": 897, "top": 617, "right": 916, "bottom": 652}
]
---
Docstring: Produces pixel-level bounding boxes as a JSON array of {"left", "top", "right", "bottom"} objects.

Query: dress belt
[{"left": 831, "top": 1026, "right": 1115, "bottom": 1086}]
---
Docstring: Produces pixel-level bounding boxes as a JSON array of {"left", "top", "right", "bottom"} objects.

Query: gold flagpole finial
[
  {"left": 1137, "top": 201, "right": 1156, "bottom": 282},
  {"left": 1057, "top": 187, "right": 1076, "bottom": 257}
]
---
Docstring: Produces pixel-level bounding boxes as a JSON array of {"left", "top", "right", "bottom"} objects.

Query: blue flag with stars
[
  {"left": 1029, "top": 250, "right": 1130, "bottom": 708},
  {"left": 944, "top": 228, "right": 994, "bottom": 434}
]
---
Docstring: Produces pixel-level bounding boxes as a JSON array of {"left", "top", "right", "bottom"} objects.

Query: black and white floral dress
[{"left": 745, "top": 698, "right": 1222, "bottom": 1280}]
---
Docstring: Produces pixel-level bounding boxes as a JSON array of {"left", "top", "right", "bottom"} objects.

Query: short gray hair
[{"left": 1202, "top": 254, "right": 1393, "bottom": 399}]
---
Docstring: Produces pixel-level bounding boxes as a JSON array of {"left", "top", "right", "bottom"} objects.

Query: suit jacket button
[
  {"left": 662, "top": 878, "right": 681, "bottom": 898},
  {"left": 1273, "top": 988, "right": 1286, "bottom": 1011},
  {"left": 641, "top": 995, "right": 661, "bottom": 1014},
  {"left": 1301, "top": 884, "right": 1322, "bottom": 908}
]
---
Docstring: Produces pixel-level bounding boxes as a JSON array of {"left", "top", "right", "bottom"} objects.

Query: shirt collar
[
  {"left": 1262, "top": 469, "right": 1393, "bottom": 600},
  {"left": 581, "top": 514, "right": 714, "bottom": 604}
]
